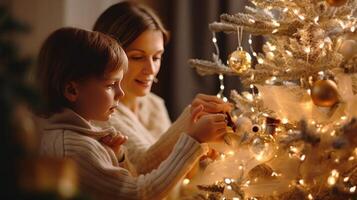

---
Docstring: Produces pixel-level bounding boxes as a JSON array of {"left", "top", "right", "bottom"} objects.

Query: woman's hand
[
  {"left": 190, "top": 94, "right": 232, "bottom": 117},
  {"left": 187, "top": 111, "right": 227, "bottom": 143}
]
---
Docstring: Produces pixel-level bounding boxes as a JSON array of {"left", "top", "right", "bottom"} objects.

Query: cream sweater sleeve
[
  {"left": 118, "top": 105, "right": 192, "bottom": 175},
  {"left": 62, "top": 132, "right": 207, "bottom": 200}
]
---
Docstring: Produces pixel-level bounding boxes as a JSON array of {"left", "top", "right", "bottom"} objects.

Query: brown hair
[
  {"left": 93, "top": 1, "right": 169, "bottom": 48},
  {"left": 36, "top": 27, "right": 127, "bottom": 115}
]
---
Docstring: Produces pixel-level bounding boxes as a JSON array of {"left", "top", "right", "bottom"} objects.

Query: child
[{"left": 36, "top": 27, "right": 227, "bottom": 200}]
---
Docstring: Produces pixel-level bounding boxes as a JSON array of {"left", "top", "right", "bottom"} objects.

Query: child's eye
[{"left": 107, "top": 83, "right": 116, "bottom": 88}]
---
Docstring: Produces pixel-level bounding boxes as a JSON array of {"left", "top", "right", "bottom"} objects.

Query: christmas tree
[{"left": 189, "top": 0, "right": 357, "bottom": 199}]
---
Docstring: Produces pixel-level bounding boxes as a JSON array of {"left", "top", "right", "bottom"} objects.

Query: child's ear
[{"left": 64, "top": 81, "right": 79, "bottom": 102}]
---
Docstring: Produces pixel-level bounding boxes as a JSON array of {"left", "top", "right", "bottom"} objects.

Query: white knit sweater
[
  {"left": 95, "top": 93, "right": 192, "bottom": 175},
  {"left": 39, "top": 108, "right": 208, "bottom": 200}
]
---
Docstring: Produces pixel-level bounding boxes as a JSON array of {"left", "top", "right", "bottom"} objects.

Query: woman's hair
[
  {"left": 93, "top": 1, "right": 169, "bottom": 48},
  {"left": 36, "top": 27, "right": 127, "bottom": 115}
]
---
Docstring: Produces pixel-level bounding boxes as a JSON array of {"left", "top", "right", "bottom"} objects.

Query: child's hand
[
  {"left": 100, "top": 133, "right": 128, "bottom": 156},
  {"left": 187, "top": 112, "right": 227, "bottom": 143},
  {"left": 190, "top": 94, "right": 232, "bottom": 117}
]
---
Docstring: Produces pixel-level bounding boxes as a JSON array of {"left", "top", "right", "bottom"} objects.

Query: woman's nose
[{"left": 143, "top": 58, "right": 156, "bottom": 74}]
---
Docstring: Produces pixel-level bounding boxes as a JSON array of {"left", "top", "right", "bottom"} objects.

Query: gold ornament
[
  {"left": 326, "top": 0, "right": 347, "bottom": 7},
  {"left": 311, "top": 79, "right": 339, "bottom": 107},
  {"left": 338, "top": 39, "right": 357, "bottom": 60},
  {"left": 228, "top": 49, "right": 252, "bottom": 73}
]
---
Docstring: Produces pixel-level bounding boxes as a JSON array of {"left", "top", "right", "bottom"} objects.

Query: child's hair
[
  {"left": 93, "top": 1, "right": 170, "bottom": 48},
  {"left": 36, "top": 27, "right": 127, "bottom": 116}
]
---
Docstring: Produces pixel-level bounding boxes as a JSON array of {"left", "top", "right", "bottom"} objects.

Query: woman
[{"left": 93, "top": 1, "right": 231, "bottom": 197}]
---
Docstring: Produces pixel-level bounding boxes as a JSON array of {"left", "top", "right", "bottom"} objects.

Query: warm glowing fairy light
[
  {"left": 330, "top": 130, "right": 336, "bottom": 136},
  {"left": 286, "top": 50, "right": 293, "bottom": 56},
  {"left": 272, "top": 20, "right": 280, "bottom": 27},
  {"left": 298, "top": 15, "right": 305, "bottom": 21},
  {"left": 350, "top": 186, "right": 356, "bottom": 193},
  {"left": 327, "top": 169, "right": 339, "bottom": 186},
  {"left": 299, "top": 179, "right": 305, "bottom": 185},
  {"left": 308, "top": 194, "right": 314, "bottom": 200},
  {"left": 314, "top": 16, "right": 319, "bottom": 24},
  {"left": 272, "top": 29, "right": 279, "bottom": 34},
  {"left": 348, "top": 156, "right": 354, "bottom": 161},
  {"left": 182, "top": 178, "right": 190, "bottom": 185},
  {"left": 212, "top": 37, "right": 217, "bottom": 43},
  {"left": 344, "top": 177, "right": 350, "bottom": 182},
  {"left": 225, "top": 178, "right": 232, "bottom": 184},
  {"left": 300, "top": 154, "right": 306, "bottom": 161}
]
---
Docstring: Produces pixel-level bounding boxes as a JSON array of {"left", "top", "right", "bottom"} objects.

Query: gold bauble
[
  {"left": 338, "top": 39, "right": 357, "bottom": 60},
  {"left": 311, "top": 79, "right": 339, "bottom": 107},
  {"left": 326, "top": 0, "right": 347, "bottom": 7},
  {"left": 228, "top": 49, "right": 252, "bottom": 73}
]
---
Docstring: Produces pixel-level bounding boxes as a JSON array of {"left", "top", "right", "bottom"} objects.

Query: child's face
[
  {"left": 72, "top": 68, "right": 125, "bottom": 121},
  {"left": 123, "top": 30, "right": 164, "bottom": 100}
]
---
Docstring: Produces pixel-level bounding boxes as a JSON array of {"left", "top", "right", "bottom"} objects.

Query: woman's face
[{"left": 123, "top": 30, "right": 164, "bottom": 99}]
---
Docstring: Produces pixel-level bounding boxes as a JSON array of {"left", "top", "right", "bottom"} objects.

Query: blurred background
[{"left": 3, "top": 0, "right": 262, "bottom": 119}]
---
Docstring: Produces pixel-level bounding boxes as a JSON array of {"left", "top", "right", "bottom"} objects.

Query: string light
[
  {"left": 308, "top": 194, "right": 314, "bottom": 200},
  {"left": 182, "top": 178, "right": 190, "bottom": 185},
  {"left": 327, "top": 169, "right": 339, "bottom": 186},
  {"left": 211, "top": 32, "right": 227, "bottom": 102}
]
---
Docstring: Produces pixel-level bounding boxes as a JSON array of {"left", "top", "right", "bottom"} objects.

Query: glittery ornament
[
  {"left": 236, "top": 116, "right": 253, "bottom": 133},
  {"left": 326, "top": 0, "right": 348, "bottom": 7},
  {"left": 228, "top": 49, "right": 252, "bottom": 74},
  {"left": 250, "top": 136, "right": 275, "bottom": 161},
  {"left": 338, "top": 40, "right": 357, "bottom": 60},
  {"left": 311, "top": 79, "right": 339, "bottom": 107}
]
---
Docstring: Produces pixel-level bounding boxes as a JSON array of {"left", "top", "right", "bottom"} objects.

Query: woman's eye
[
  {"left": 129, "top": 55, "right": 144, "bottom": 60},
  {"left": 153, "top": 57, "right": 162, "bottom": 61}
]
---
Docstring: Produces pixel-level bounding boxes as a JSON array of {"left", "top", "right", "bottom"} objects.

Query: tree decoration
[
  {"left": 311, "top": 79, "right": 339, "bottom": 107},
  {"left": 326, "top": 0, "right": 348, "bottom": 7},
  {"left": 227, "top": 26, "right": 252, "bottom": 74},
  {"left": 188, "top": 0, "right": 357, "bottom": 199}
]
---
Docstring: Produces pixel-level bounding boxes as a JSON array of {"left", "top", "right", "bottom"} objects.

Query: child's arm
[
  {"left": 65, "top": 112, "right": 226, "bottom": 200},
  {"left": 117, "top": 94, "right": 231, "bottom": 175},
  {"left": 66, "top": 132, "right": 207, "bottom": 200}
]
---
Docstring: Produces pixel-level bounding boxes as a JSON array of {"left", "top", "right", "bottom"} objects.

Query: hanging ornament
[
  {"left": 228, "top": 26, "right": 252, "bottom": 74},
  {"left": 311, "top": 79, "right": 339, "bottom": 107},
  {"left": 236, "top": 116, "right": 253, "bottom": 133},
  {"left": 326, "top": 0, "right": 347, "bottom": 7},
  {"left": 250, "top": 135, "right": 275, "bottom": 161},
  {"left": 338, "top": 40, "right": 357, "bottom": 60}
]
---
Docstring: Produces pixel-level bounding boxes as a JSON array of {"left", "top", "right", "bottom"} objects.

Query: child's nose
[{"left": 115, "top": 85, "right": 124, "bottom": 99}]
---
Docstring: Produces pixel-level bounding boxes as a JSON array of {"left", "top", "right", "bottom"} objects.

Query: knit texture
[
  {"left": 39, "top": 108, "right": 208, "bottom": 200},
  {"left": 95, "top": 93, "right": 192, "bottom": 175}
]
